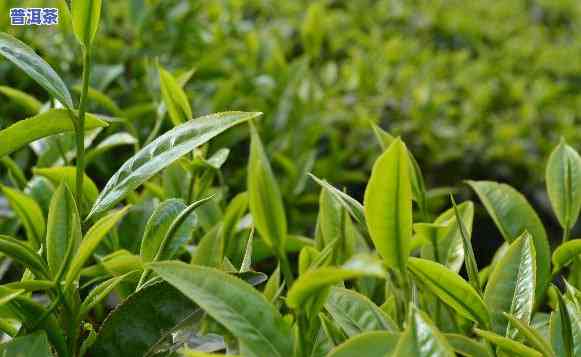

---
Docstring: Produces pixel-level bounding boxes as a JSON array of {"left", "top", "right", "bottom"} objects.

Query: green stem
[
  {"left": 562, "top": 226, "right": 570, "bottom": 244},
  {"left": 278, "top": 252, "right": 294, "bottom": 287},
  {"left": 75, "top": 47, "right": 92, "bottom": 209}
]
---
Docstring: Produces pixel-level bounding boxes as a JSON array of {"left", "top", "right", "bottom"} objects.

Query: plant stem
[
  {"left": 562, "top": 226, "right": 570, "bottom": 244},
  {"left": 278, "top": 252, "right": 294, "bottom": 287},
  {"left": 75, "top": 47, "right": 92, "bottom": 209}
]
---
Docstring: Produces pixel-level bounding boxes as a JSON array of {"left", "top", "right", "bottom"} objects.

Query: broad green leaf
[
  {"left": 191, "top": 224, "right": 223, "bottom": 268},
  {"left": 287, "top": 256, "right": 385, "bottom": 315},
  {"left": 150, "top": 261, "right": 294, "bottom": 357},
  {"left": 320, "top": 313, "right": 348, "bottom": 346},
  {"left": 33, "top": 166, "right": 99, "bottom": 212},
  {"left": 443, "top": 333, "right": 493, "bottom": 357},
  {"left": 309, "top": 174, "right": 366, "bottom": 228},
  {"left": 474, "top": 328, "right": 542, "bottom": 357},
  {"left": 79, "top": 272, "right": 137, "bottom": 318},
  {"left": 85, "top": 133, "right": 138, "bottom": 164},
  {"left": 408, "top": 257, "right": 490, "bottom": 327},
  {"left": 393, "top": 306, "right": 455, "bottom": 357},
  {"left": 550, "top": 291, "right": 581, "bottom": 357},
  {"left": 46, "top": 183, "right": 82, "bottom": 279},
  {"left": 484, "top": 233, "right": 536, "bottom": 337},
  {"left": 65, "top": 207, "right": 130, "bottom": 288},
  {"left": 88, "top": 112, "right": 259, "bottom": 219},
  {"left": 364, "top": 138, "right": 412, "bottom": 271},
  {"left": 4, "top": 280, "right": 54, "bottom": 292},
  {"left": 0, "top": 235, "right": 49, "bottom": 279},
  {"left": 327, "top": 331, "right": 399, "bottom": 357},
  {"left": 0, "top": 331, "right": 51, "bottom": 356},
  {"left": 0, "top": 33, "right": 73, "bottom": 109},
  {"left": 81, "top": 250, "right": 143, "bottom": 279},
  {"left": 467, "top": 180, "right": 550, "bottom": 305},
  {"left": 248, "top": 124, "right": 287, "bottom": 253},
  {"left": 263, "top": 264, "right": 281, "bottom": 302},
  {"left": 159, "top": 65, "right": 193, "bottom": 126},
  {"left": 0, "top": 185, "right": 45, "bottom": 249},
  {"left": 552, "top": 239, "right": 581, "bottom": 273},
  {"left": 90, "top": 281, "right": 197, "bottom": 356},
  {"left": 253, "top": 235, "right": 314, "bottom": 263},
  {"left": 222, "top": 192, "right": 248, "bottom": 257},
  {"left": 0, "top": 85, "right": 42, "bottom": 114},
  {"left": 319, "top": 186, "right": 345, "bottom": 250},
  {"left": 0, "top": 109, "right": 107, "bottom": 158},
  {"left": 325, "top": 287, "right": 396, "bottom": 337},
  {"left": 140, "top": 199, "right": 187, "bottom": 262},
  {"left": 72, "top": 0, "right": 102, "bottom": 46},
  {"left": 545, "top": 139, "right": 581, "bottom": 229},
  {"left": 503, "top": 313, "right": 555, "bottom": 357}
]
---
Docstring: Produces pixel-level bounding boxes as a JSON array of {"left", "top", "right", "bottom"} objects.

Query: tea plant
[{"left": 0, "top": 2, "right": 581, "bottom": 357}]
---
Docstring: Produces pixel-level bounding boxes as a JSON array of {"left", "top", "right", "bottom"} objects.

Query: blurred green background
[{"left": 2, "top": 0, "right": 581, "bottom": 260}]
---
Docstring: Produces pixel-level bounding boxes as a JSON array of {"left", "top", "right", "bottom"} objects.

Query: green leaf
[
  {"left": 552, "top": 239, "right": 581, "bottom": 273},
  {"left": 0, "top": 109, "right": 107, "bottom": 158},
  {"left": 545, "top": 138, "right": 581, "bottom": 229},
  {"left": 474, "top": 328, "right": 542, "bottom": 357},
  {"left": 327, "top": 331, "right": 399, "bottom": 357},
  {"left": 46, "top": 183, "right": 82, "bottom": 279},
  {"left": 0, "top": 85, "right": 42, "bottom": 114},
  {"left": 407, "top": 257, "right": 490, "bottom": 327},
  {"left": 150, "top": 261, "right": 294, "bottom": 357},
  {"left": 90, "top": 281, "right": 197, "bottom": 356},
  {"left": 364, "top": 138, "right": 412, "bottom": 271},
  {"left": 159, "top": 65, "right": 193, "bottom": 126},
  {"left": 451, "top": 197, "right": 480, "bottom": 294},
  {"left": 467, "top": 180, "right": 550, "bottom": 305},
  {"left": 33, "top": 166, "right": 99, "bottom": 212},
  {"left": 0, "top": 32, "right": 73, "bottom": 109},
  {"left": 72, "top": 0, "right": 102, "bottom": 46},
  {"left": 394, "top": 305, "right": 455, "bottom": 357},
  {"left": 0, "top": 235, "right": 49, "bottom": 279},
  {"left": 484, "top": 233, "right": 536, "bottom": 337},
  {"left": 0, "top": 331, "right": 52, "bottom": 356},
  {"left": 65, "top": 207, "right": 130, "bottom": 288},
  {"left": 85, "top": 132, "right": 138, "bottom": 164},
  {"left": 443, "top": 333, "right": 493, "bottom": 357},
  {"left": 309, "top": 174, "right": 366, "bottom": 228},
  {"left": 191, "top": 224, "right": 223, "bottom": 268},
  {"left": 248, "top": 124, "right": 287, "bottom": 253},
  {"left": 503, "top": 313, "right": 555, "bottom": 357},
  {"left": 550, "top": 290, "right": 580, "bottom": 357},
  {"left": 287, "top": 256, "right": 385, "bottom": 314},
  {"left": 0, "top": 157, "right": 27, "bottom": 189},
  {"left": 0, "top": 185, "right": 45, "bottom": 249},
  {"left": 325, "top": 287, "right": 397, "bottom": 337},
  {"left": 88, "top": 112, "right": 259, "bottom": 219},
  {"left": 140, "top": 199, "right": 187, "bottom": 262},
  {"left": 180, "top": 351, "right": 239, "bottom": 357},
  {"left": 79, "top": 271, "right": 138, "bottom": 319}
]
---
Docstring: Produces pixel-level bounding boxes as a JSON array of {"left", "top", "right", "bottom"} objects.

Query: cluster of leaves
[{"left": 0, "top": 1, "right": 581, "bottom": 357}]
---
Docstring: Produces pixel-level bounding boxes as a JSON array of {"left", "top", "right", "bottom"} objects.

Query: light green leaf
[
  {"left": 0, "top": 185, "right": 45, "bottom": 249},
  {"left": 503, "top": 313, "right": 555, "bottom": 357},
  {"left": 443, "top": 333, "right": 493, "bottom": 357},
  {"left": 408, "top": 257, "right": 490, "bottom": 327},
  {"left": 394, "top": 305, "right": 455, "bottom": 357},
  {"left": 85, "top": 133, "right": 138, "bottom": 164},
  {"left": 0, "top": 331, "right": 52, "bottom": 356},
  {"left": 79, "top": 271, "right": 138, "bottom": 318},
  {"left": 65, "top": 206, "right": 130, "bottom": 288},
  {"left": 33, "top": 166, "right": 99, "bottom": 212},
  {"left": 88, "top": 112, "right": 258, "bottom": 219},
  {"left": 467, "top": 180, "right": 550, "bottom": 305},
  {"left": 0, "top": 85, "right": 42, "bottom": 114},
  {"left": 552, "top": 239, "right": 581, "bottom": 273},
  {"left": 364, "top": 138, "right": 412, "bottom": 271},
  {"left": 474, "top": 328, "right": 542, "bottom": 357},
  {"left": 46, "top": 183, "right": 82, "bottom": 279},
  {"left": 150, "top": 261, "right": 294, "bottom": 357},
  {"left": 325, "top": 287, "right": 397, "bottom": 337},
  {"left": 0, "top": 109, "right": 107, "bottom": 158},
  {"left": 484, "top": 233, "right": 536, "bottom": 337},
  {"left": 140, "top": 199, "right": 187, "bottom": 262},
  {"left": 327, "top": 331, "right": 399, "bottom": 357},
  {"left": 0, "top": 32, "right": 73, "bottom": 109},
  {"left": 545, "top": 138, "right": 581, "bottom": 229},
  {"left": 0, "top": 235, "right": 49, "bottom": 279},
  {"left": 248, "top": 124, "right": 287, "bottom": 253},
  {"left": 159, "top": 65, "right": 193, "bottom": 126},
  {"left": 72, "top": 0, "right": 102, "bottom": 46}
]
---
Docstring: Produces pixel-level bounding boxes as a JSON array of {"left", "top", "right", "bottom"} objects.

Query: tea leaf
[
  {"left": 0, "top": 32, "right": 73, "bottom": 109},
  {"left": 0, "top": 185, "right": 45, "bottom": 249},
  {"left": 394, "top": 305, "right": 455, "bottom": 356},
  {"left": 140, "top": 199, "right": 187, "bottom": 262},
  {"left": 248, "top": 124, "right": 287, "bottom": 253},
  {"left": 72, "top": 0, "right": 102, "bottom": 46},
  {"left": 159, "top": 65, "right": 193, "bottom": 126},
  {"left": 467, "top": 180, "right": 550, "bottom": 305},
  {"left": 443, "top": 333, "right": 493, "bottom": 357},
  {"left": 327, "top": 331, "right": 400, "bottom": 357},
  {"left": 545, "top": 138, "right": 581, "bottom": 229},
  {"left": 0, "top": 85, "right": 42, "bottom": 114},
  {"left": 474, "top": 328, "right": 542, "bottom": 357},
  {"left": 552, "top": 239, "right": 581, "bottom": 273},
  {"left": 33, "top": 166, "right": 99, "bottom": 211},
  {"left": 150, "top": 261, "right": 294, "bottom": 357},
  {"left": 88, "top": 112, "right": 259, "bottom": 219},
  {"left": 85, "top": 132, "right": 138, "bottom": 164},
  {"left": 408, "top": 257, "right": 490, "bottom": 327},
  {"left": 503, "top": 313, "right": 555, "bottom": 357},
  {"left": 0, "top": 109, "right": 107, "bottom": 158},
  {"left": 46, "top": 183, "right": 82, "bottom": 279},
  {"left": 364, "top": 138, "right": 412, "bottom": 271},
  {"left": 484, "top": 233, "right": 536, "bottom": 337},
  {"left": 0, "top": 331, "right": 51, "bottom": 356},
  {"left": 0, "top": 235, "right": 49, "bottom": 279},
  {"left": 325, "top": 287, "right": 397, "bottom": 336}
]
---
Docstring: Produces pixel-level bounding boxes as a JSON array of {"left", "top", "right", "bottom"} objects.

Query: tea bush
[{"left": 0, "top": 1, "right": 580, "bottom": 357}]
